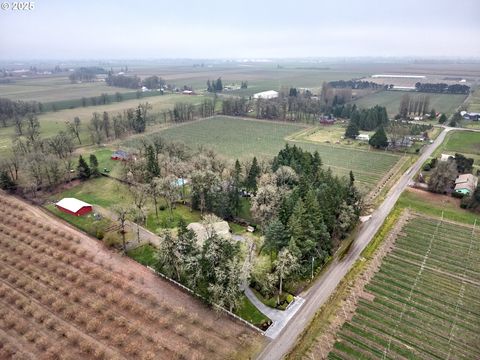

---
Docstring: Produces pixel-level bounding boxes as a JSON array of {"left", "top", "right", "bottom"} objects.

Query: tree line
[
  {"left": 206, "top": 78, "right": 223, "bottom": 93},
  {"left": 68, "top": 67, "right": 106, "bottom": 83},
  {"left": 328, "top": 80, "right": 384, "bottom": 89},
  {"left": 414, "top": 82, "right": 470, "bottom": 94}
]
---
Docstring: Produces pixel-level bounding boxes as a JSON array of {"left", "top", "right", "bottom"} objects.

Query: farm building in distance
[
  {"left": 454, "top": 174, "right": 478, "bottom": 196},
  {"left": 462, "top": 112, "right": 480, "bottom": 121},
  {"left": 56, "top": 198, "right": 93, "bottom": 216},
  {"left": 111, "top": 150, "right": 129, "bottom": 161},
  {"left": 253, "top": 90, "right": 279, "bottom": 100},
  {"left": 356, "top": 134, "right": 370, "bottom": 141},
  {"left": 319, "top": 114, "right": 336, "bottom": 125}
]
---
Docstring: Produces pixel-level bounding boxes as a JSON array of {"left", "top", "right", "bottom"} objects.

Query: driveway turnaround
[{"left": 244, "top": 287, "right": 305, "bottom": 339}]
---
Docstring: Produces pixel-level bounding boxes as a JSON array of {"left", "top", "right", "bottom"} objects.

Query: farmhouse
[
  {"left": 56, "top": 198, "right": 93, "bottom": 216},
  {"left": 454, "top": 174, "right": 478, "bottom": 196},
  {"left": 356, "top": 134, "right": 370, "bottom": 141},
  {"left": 187, "top": 221, "right": 231, "bottom": 245},
  {"left": 253, "top": 90, "right": 279, "bottom": 100}
]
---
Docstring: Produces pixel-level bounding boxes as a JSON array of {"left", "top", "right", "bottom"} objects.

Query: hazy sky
[{"left": 1, "top": 0, "right": 479, "bottom": 59}]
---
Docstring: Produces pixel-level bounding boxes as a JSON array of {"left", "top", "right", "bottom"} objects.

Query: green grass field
[
  {"left": 398, "top": 189, "right": 480, "bottom": 225},
  {"left": 136, "top": 116, "right": 402, "bottom": 193},
  {"left": 439, "top": 131, "right": 480, "bottom": 156},
  {"left": 329, "top": 214, "right": 480, "bottom": 360},
  {"left": 467, "top": 88, "right": 480, "bottom": 113},
  {"left": 49, "top": 176, "right": 133, "bottom": 208},
  {"left": 433, "top": 130, "right": 480, "bottom": 173},
  {"left": 353, "top": 91, "right": 466, "bottom": 117},
  {"left": 0, "top": 76, "right": 127, "bottom": 102}
]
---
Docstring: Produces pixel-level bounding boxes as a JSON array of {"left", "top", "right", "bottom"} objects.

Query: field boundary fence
[{"left": 146, "top": 266, "right": 265, "bottom": 334}]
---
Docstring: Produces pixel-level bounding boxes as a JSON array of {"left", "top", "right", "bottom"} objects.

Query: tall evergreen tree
[
  {"left": 246, "top": 157, "right": 261, "bottom": 192},
  {"left": 264, "top": 218, "right": 289, "bottom": 265},
  {"left": 345, "top": 121, "right": 359, "bottom": 139},
  {"left": 215, "top": 77, "right": 223, "bottom": 92},
  {"left": 145, "top": 144, "right": 160, "bottom": 181},
  {"left": 77, "top": 155, "right": 91, "bottom": 179},
  {"left": 369, "top": 127, "right": 389, "bottom": 148},
  {"left": 89, "top": 154, "right": 99, "bottom": 177}
]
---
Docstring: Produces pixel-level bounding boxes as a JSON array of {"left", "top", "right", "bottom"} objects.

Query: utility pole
[{"left": 311, "top": 257, "right": 315, "bottom": 280}]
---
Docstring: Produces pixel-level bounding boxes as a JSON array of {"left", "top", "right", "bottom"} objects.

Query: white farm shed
[
  {"left": 356, "top": 134, "right": 370, "bottom": 141},
  {"left": 253, "top": 90, "right": 279, "bottom": 100}
]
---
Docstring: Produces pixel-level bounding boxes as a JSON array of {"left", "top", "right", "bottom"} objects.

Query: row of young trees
[{"left": 399, "top": 93, "right": 432, "bottom": 118}]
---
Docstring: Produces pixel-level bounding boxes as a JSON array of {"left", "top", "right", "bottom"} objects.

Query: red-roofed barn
[{"left": 55, "top": 198, "right": 93, "bottom": 216}]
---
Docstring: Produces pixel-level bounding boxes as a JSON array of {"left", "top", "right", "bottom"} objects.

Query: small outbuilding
[
  {"left": 56, "top": 198, "right": 93, "bottom": 216},
  {"left": 356, "top": 134, "right": 370, "bottom": 141},
  {"left": 111, "top": 150, "right": 129, "bottom": 161},
  {"left": 440, "top": 153, "right": 454, "bottom": 162}
]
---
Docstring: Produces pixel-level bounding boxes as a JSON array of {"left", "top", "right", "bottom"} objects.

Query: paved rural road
[{"left": 257, "top": 127, "right": 456, "bottom": 360}]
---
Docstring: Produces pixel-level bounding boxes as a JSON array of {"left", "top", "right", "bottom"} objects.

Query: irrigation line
[
  {"left": 446, "top": 219, "right": 477, "bottom": 360},
  {"left": 381, "top": 217, "right": 442, "bottom": 360}
]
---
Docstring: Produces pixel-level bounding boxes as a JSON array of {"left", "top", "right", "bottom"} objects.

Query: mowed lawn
[
  {"left": 138, "top": 116, "right": 401, "bottom": 192},
  {"left": 354, "top": 91, "right": 466, "bottom": 117},
  {"left": 434, "top": 130, "right": 480, "bottom": 173},
  {"left": 328, "top": 215, "right": 480, "bottom": 360},
  {"left": 467, "top": 88, "right": 480, "bottom": 113},
  {"left": 440, "top": 131, "right": 480, "bottom": 156}
]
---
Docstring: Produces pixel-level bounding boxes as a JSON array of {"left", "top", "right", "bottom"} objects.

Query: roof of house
[
  {"left": 454, "top": 174, "right": 478, "bottom": 193},
  {"left": 56, "top": 198, "right": 92, "bottom": 213},
  {"left": 187, "top": 221, "right": 231, "bottom": 245}
]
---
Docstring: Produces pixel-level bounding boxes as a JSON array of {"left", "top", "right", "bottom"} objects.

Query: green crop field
[
  {"left": 353, "top": 91, "right": 467, "bottom": 117},
  {"left": 329, "top": 215, "right": 480, "bottom": 360},
  {"left": 0, "top": 76, "right": 127, "bottom": 102},
  {"left": 132, "top": 116, "right": 401, "bottom": 193}
]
